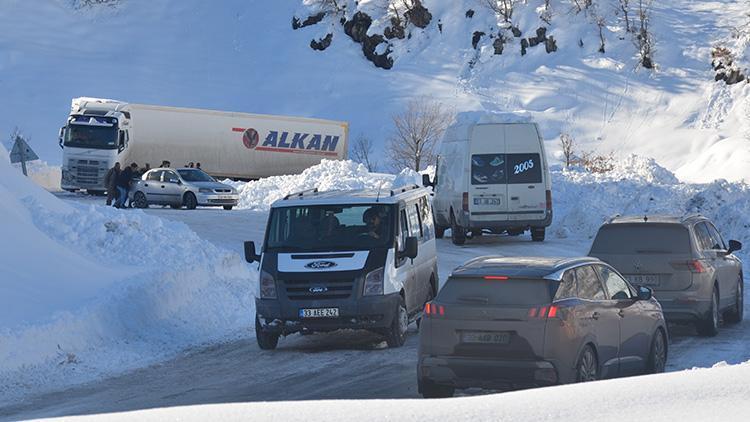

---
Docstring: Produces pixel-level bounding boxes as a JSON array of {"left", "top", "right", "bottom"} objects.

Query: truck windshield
[
  {"left": 266, "top": 204, "right": 395, "bottom": 252},
  {"left": 177, "top": 169, "right": 215, "bottom": 182},
  {"left": 64, "top": 124, "right": 117, "bottom": 149}
]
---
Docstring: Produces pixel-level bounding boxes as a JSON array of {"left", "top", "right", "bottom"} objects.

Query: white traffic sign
[{"left": 10, "top": 136, "right": 39, "bottom": 176}]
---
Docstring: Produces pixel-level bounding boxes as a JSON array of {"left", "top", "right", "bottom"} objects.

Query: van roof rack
[
  {"left": 390, "top": 184, "right": 421, "bottom": 197},
  {"left": 283, "top": 187, "right": 319, "bottom": 200}
]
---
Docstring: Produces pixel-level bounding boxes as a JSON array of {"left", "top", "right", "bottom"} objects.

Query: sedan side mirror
[
  {"left": 244, "top": 241, "right": 260, "bottom": 263},
  {"left": 636, "top": 286, "right": 653, "bottom": 301},
  {"left": 400, "top": 236, "right": 418, "bottom": 260},
  {"left": 422, "top": 174, "right": 433, "bottom": 187},
  {"left": 728, "top": 240, "right": 742, "bottom": 254}
]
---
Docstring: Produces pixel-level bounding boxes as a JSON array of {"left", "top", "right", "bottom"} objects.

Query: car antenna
[{"left": 376, "top": 181, "right": 383, "bottom": 202}]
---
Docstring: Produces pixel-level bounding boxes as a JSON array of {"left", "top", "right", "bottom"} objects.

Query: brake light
[
  {"left": 545, "top": 190, "right": 552, "bottom": 211},
  {"left": 688, "top": 260, "right": 705, "bottom": 273},
  {"left": 547, "top": 305, "right": 558, "bottom": 318},
  {"left": 424, "top": 302, "right": 445, "bottom": 318},
  {"left": 462, "top": 192, "right": 469, "bottom": 211},
  {"left": 529, "top": 304, "right": 560, "bottom": 319},
  {"left": 483, "top": 275, "right": 509, "bottom": 280}
]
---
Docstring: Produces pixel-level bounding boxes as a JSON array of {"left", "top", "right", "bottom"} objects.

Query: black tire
[
  {"left": 646, "top": 329, "right": 667, "bottom": 374},
  {"left": 223, "top": 205, "right": 234, "bottom": 210},
  {"left": 724, "top": 276, "right": 744, "bottom": 324},
  {"left": 385, "top": 296, "right": 408, "bottom": 348},
  {"left": 450, "top": 212, "right": 466, "bottom": 246},
  {"left": 170, "top": 204, "right": 182, "bottom": 209},
  {"left": 255, "top": 315, "right": 279, "bottom": 350},
  {"left": 697, "top": 285, "right": 720, "bottom": 337},
  {"left": 435, "top": 225, "right": 446, "bottom": 239},
  {"left": 531, "top": 227, "right": 546, "bottom": 242},
  {"left": 576, "top": 345, "right": 598, "bottom": 383},
  {"left": 419, "top": 379, "right": 454, "bottom": 399},
  {"left": 183, "top": 192, "right": 198, "bottom": 210},
  {"left": 133, "top": 191, "right": 149, "bottom": 209}
]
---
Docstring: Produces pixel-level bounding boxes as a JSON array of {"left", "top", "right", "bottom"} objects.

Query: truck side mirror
[
  {"left": 422, "top": 174, "right": 433, "bottom": 187},
  {"left": 400, "top": 236, "right": 418, "bottom": 260},
  {"left": 59, "top": 127, "right": 65, "bottom": 149},
  {"left": 244, "top": 241, "right": 260, "bottom": 263}
]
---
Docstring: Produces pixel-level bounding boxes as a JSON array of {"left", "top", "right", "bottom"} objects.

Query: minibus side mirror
[
  {"left": 422, "top": 174, "right": 433, "bottom": 187},
  {"left": 401, "top": 236, "right": 418, "bottom": 260},
  {"left": 244, "top": 241, "right": 260, "bottom": 263}
]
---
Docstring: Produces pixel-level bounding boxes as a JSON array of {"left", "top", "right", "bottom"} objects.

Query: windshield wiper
[{"left": 457, "top": 296, "right": 490, "bottom": 304}]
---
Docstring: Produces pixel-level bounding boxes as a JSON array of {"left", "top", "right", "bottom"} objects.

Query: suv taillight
[
  {"left": 462, "top": 192, "right": 469, "bottom": 211},
  {"left": 424, "top": 302, "right": 445, "bottom": 318},
  {"left": 687, "top": 260, "right": 706, "bottom": 273},
  {"left": 529, "top": 304, "right": 559, "bottom": 319}
]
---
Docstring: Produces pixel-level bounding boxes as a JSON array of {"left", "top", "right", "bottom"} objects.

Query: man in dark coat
[
  {"left": 115, "top": 163, "right": 137, "bottom": 208},
  {"left": 104, "top": 162, "right": 121, "bottom": 206}
]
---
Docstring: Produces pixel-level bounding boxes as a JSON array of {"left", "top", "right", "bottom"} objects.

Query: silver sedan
[{"left": 129, "top": 168, "right": 240, "bottom": 210}]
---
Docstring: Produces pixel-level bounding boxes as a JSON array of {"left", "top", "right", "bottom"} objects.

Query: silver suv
[{"left": 589, "top": 215, "right": 743, "bottom": 336}]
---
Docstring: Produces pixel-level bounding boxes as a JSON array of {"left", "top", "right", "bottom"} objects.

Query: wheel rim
[
  {"left": 653, "top": 332, "right": 666, "bottom": 373},
  {"left": 398, "top": 304, "right": 408, "bottom": 336},
  {"left": 578, "top": 348, "right": 597, "bottom": 382},
  {"left": 135, "top": 193, "right": 146, "bottom": 207}
]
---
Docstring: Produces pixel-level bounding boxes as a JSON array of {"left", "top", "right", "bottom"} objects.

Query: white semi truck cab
[{"left": 60, "top": 98, "right": 130, "bottom": 194}]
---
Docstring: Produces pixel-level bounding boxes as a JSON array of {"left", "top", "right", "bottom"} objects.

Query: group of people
[
  {"left": 157, "top": 160, "right": 201, "bottom": 169},
  {"left": 103, "top": 162, "right": 152, "bottom": 208}
]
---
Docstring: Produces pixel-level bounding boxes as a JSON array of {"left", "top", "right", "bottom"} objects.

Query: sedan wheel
[
  {"left": 576, "top": 346, "right": 598, "bottom": 383},
  {"left": 183, "top": 192, "right": 198, "bottom": 210},
  {"left": 133, "top": 191, "right": 148, "bottom": 209}
]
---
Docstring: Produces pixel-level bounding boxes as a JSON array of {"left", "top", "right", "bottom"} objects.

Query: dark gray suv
[
  {"left": 417, "top": 256, "right": 667, "bottom": 398},
  {"left": 589, "top": 215, "right": 743, "bottom": 336}
]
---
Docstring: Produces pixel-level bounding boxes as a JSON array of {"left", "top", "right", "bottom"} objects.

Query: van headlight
[
  {"left": 260, "top": 270, "right": 277, "bottom": 299},
  {"left": 363, "top": 267, "right": 385, "bottom": 296},
  {"left": 199, "top": 188, "right": 212, "bottom": 193}
]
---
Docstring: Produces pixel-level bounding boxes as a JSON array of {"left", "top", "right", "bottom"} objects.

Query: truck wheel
[
  {"left": 385, "top": 296, "right": 408, "bottom": 348},
  {"left": 531, "top": 227, "right": 546, "bottom": 242},
  {"left": 223, "top": 205, "right": 234, "bottom": 210},
  {"left": 255, "top": 315, "right": 279, "bottom": 350},
  {"left": 183, "top": 192, "right": 197, "bottom": 210},
  {"left": 451, "top": 213, "right": 466, "bottom": 246},
  {"left": 133, "top": 192, "right": 149, "bottom": 209},
  {"left": 435, "top": 225, "right": 446, "bottom": 239},
  {"left": 697, "top": 286, "right": 720, "bottom": 337},
  {"left": 724, "top": 276, "right": 744, "bottom": 324},
  {"left": 419, "top": 379, "right": 454, "bottom": 399}
]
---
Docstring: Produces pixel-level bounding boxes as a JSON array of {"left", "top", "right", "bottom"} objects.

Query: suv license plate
[
  {"left": 299, "top": 308, "right": 339, "bottom": 318},
  {"left": 461, "top": 331, "right": 511, "bottom": 345},
  {"left": 625, "top": 275, "right": 660, "bottom": 287},
  {"left": 474, "top": 198, "right": 502, "bottom": 206}
]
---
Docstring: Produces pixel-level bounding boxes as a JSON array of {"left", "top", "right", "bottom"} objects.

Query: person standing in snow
[
  {"left": 104, "top": 162, "right": 121, "bottom": 206},
  {"left": 115, "top": 163, "right": 136, "bottom": 208}
]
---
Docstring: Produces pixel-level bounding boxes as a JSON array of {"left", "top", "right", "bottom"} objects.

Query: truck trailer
[{"left": 59, "top": 97, "right": 349, "bottom": 193}]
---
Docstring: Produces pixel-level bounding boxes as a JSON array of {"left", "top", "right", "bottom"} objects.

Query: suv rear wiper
[{"left": 457, "top": 296, "right": 490, "bottom": 304}]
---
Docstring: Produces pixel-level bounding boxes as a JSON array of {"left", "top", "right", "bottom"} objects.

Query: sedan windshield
[
  {"left": 177, "top": 169, "right": 216, "bottom": 182},
  {"left": 266, "top": 204, "right": 394, "bottom": 252},
  {"left": 64, "top": 124, "right": 117, "bottom": 149}
]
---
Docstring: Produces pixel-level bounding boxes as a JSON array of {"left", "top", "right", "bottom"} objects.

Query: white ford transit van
[
  {"left": 425, "top": 113, "right": 553, "bottom": 245},
  {"left": 244, "top": 185, "right": 439, "bottom": 349}
]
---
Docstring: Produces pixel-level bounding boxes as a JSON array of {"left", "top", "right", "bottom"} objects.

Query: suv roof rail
[
  {"left": 681, "top": 213, "right": 704, "bottom": 221},
  {"left": 390, "top": 184, "right": 421, "bottom": 197},
  {"left": 605, "top": 213, "right": 622, "bottom": 224},
  {"left": 283, "top": 187, "right": 319, "bottom": 200}
]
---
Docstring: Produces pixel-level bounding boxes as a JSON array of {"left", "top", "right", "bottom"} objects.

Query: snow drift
[{"left": 0, "top": 146, "right": 256, "bottom": 405}]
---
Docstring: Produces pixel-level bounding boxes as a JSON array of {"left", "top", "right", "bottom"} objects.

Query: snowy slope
[{"left": 1, "top": 0, "right": 749, "bottom": 182}]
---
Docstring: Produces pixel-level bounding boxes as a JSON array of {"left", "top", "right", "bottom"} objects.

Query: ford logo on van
[
  {"left": 305, "top": 260, "right": 338, "bottom": 269},
  {"left": 309, "top": 286, "right": 328, "bottom": 294}
]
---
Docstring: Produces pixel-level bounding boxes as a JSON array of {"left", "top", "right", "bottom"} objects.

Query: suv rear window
[
  {"left": 590, "top": 224, "right": 691, "bottom": 254},
  {"left": 437, "top": 277, "right": 558, "bottom": 306}
]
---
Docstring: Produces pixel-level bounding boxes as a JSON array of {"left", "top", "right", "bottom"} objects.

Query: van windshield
[{"left": 266, "top": 204, "right": 395, "bottom": 252}]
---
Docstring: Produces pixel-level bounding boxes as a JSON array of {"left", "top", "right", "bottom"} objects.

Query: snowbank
[
  {"left": 0, "top": 146, "right": 255, "bottom": 404},
  {"left": 64, "top": 359, "right": 750, "bottom": 421}
]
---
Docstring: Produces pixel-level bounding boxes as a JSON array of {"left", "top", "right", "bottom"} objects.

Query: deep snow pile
[
  {"left": 0, "top": 146, "right": 256, "bottom": 404},
  {"left": 68, "top": 359, "right": 750, "bottom": 421}
]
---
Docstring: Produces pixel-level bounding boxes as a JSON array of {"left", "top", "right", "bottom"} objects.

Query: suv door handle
[
  {"left": 511, "top": 196, "right": 519, "bottom": 200},
  {"left": 618, "top": 309, "right": 625, "bottom": 318},
  {"left": 591, "top": 312, "right": 600, "bottom": 320}
]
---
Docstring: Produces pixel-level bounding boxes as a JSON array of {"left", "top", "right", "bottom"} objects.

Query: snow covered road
[{"left": 1, "top": 196, "right": 748, "bottom": 421}]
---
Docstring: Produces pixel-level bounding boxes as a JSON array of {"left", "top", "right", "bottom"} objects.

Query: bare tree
[
  {"left": 351, "top": 135, "right": 378, "bottom": 172},
  {"left": 308, "top": 0, "right": 345, "bottom": 14},
  {"left": 635, "top": 0, "right": 654, "bottom": 68},
  {"left": 571, "top": 0, "right": 593, "bottom": 14},
  {"left": 540, "top": 0, "right": 553, "bottom": 25},
  {"left": 560, "top": 133, "right": 575, "bottom": 168},
  {"left": 595, "top": 14, "right": 607, "bottom": 53},
  {"left": 481, "top": 0, "right": 518, "bottom": 23},
  {"left": 387, "top": 98, "right": 452, "bottom": 172},
  {"left": 618, "top": 0, "right": 632, "bottom": 32}
]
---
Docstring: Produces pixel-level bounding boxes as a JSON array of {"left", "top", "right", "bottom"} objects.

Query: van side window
[
  {"left": 418, "top": 196, "right": 432, "bottom": 239},
  {"left": 412, "top": 204, "right": 423, "bottom": 237},
  {"left": 399, "top": 208, "right": 409, "bottom": 249},
  {"left": 575, "top": 266, "right": 606, "bottom": 301},
  {"left": 555, "top": 270, "right": 577, "bottom": 300}
]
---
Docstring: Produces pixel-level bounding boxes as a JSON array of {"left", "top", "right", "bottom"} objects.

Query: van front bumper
[
  {"left": 418, "top": 355, "right": 559, "bottom": 391},
  {"left": 255, "top": 293, "right": 400, "bottom": 335}
]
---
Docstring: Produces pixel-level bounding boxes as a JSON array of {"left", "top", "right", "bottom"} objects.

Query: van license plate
[
  {"left": 474, "top": 198, "right": 502, "bottom": 206},
  {"left": 299, "top": 308, "right": 339, "bottom": 318},
  {"left": 461, "top": 331, "right": 511, "bottom": 345},
  {"left": 625, "top": 275, "right": 660, "bottom": 287}
]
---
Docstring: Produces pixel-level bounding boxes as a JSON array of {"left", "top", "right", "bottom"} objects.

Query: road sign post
[{"left": 10, "top": 136, "right": 39, "bottom": 176}]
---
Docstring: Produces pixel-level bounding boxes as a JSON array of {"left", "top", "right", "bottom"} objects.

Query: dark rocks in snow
[
  {"left": 493, "top": 37, "right": 504, "bottom": 55},
  {"left": 384, "top": 17, "right": 405, "bottom": 40},
  {"left": 292, "top": 12, "right": 326, "bottom": 30},
  {"left": 511, "top": 26, "right": 522, "bottom": 38},
  {"left": 465, "top": 9, "right": 475, "bottom": 18},
  {"left": 527, "top": 27, "right": 547, "bottom": 48},
  {"left": 545, "top": 36, "right": 558, "bottom": 53},
  {"left": 310, "top": 33, "right": 333, "bottom": 51},
  {"left": 520, "top": 38, "right": 528, "bottom": 56},
  {"left": 472, "top": 31, "right": 485, "bottom": 49},
  {"left": 723, "top": 69, "right": 746, "bottom": 85},
  {"left": 404, "top": 1, "right": 432, "bottom": 29},
  {"left": 344, "top": 12, "right": 372, "bottom": 43},
  {"left": 362, "top": 34, "right": 393, "bottom": 70}
]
